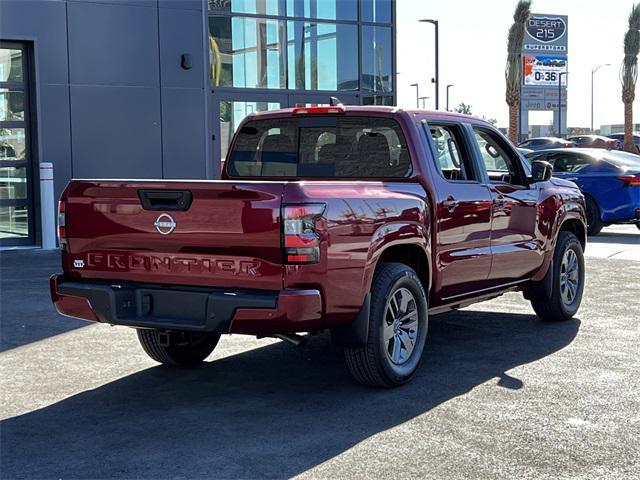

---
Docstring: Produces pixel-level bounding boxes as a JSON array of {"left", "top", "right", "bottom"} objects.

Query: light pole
[
  {"left": 557, "top": 72, "right": 569, "bottom": 137},
  {"left": 418, "top": 96, "right": 430, "bottom": 109},
  {"left": 410, "top": 83, "right": 420, "bottom": 108},
  {"left": 446, "top": 84, "right": 454, "bottom": 111},
  {"left": 419, "top": 19, "right": 439, "bottom": 110},
  {"left": 591, "top": 63, "right": 610, "bottom": 134}
]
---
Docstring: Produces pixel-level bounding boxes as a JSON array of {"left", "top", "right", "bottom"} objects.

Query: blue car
[{"left": 526, "top": 148, "right": 640, "bottom": 235}]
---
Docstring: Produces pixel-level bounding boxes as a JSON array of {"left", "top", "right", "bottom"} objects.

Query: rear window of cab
[{"left": 226, "top": 116, "right": 412, "bottom": 178}]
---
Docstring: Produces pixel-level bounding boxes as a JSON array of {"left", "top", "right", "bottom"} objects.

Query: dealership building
[{"left": 0, "top": 0, "right": 396, "bottom": 247}]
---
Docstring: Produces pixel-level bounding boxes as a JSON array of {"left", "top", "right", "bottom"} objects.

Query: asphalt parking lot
[{"left": 1, "top": 226, "right": 639, "bottom": 479}]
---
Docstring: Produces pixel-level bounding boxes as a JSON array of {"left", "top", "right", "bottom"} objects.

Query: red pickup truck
[{"left": 50, "top": 106, "right": 586, "bottom": 387}]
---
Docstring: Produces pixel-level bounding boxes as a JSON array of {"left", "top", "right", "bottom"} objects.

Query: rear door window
[{"left": 227, "top": 116, "right": 411, "bottom": 178}]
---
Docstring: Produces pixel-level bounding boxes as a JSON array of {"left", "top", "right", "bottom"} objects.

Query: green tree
[
  {"left": 621, "top": 4, "right": 640, "bottom": 153},
  {"left": 454, "top": 102, "right": 473, "bottom": 115},
  {"left": 505, "top": 0, "right": 531, "bottom": 144}
]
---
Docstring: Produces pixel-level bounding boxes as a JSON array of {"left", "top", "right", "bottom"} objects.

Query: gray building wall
[{"left": 0, "top": 0, "right": 211, "bottom": 201}]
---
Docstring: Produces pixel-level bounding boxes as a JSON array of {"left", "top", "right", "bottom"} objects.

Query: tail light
[
  {"left": 58, "top": 200, "right": 67, "bottom": 250},
  {"left": 617, "top": 175, "right": 640, "bottom": 186},
  {"left": 282, "top": 204, "right": 325, "bottom": 264}
]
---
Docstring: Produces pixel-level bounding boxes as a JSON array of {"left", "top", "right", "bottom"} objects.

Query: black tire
[
  {"left": 636, "top": 222, "right": 640, "bottom": 231},
  {"left": 136, "top": 329, "right": 220, "bottom": 366},
  {"left": 585, "top": 196, "right": 603, "bottom": 236},
  {"left": 530, "top": 231, "right": 585, "bottom": 322},
  {"left": 344, "top": 262, "right": 428, "bottom": 388}
]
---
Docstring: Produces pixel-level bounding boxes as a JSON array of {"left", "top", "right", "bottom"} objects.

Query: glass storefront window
[
  {"left": 210, "top": 16, "right": 286, "bottom": 89},
  {"left": 0, "top": 90, "right": 24, "bottom": 121},
  {"left": 286, "top": 0, "right": 357, "bottom": 21},
  {"left": 219, "top": 100, "right": 281, "bottom": 162},
  {"left": 361, "top": 0, "right": 392, "bottom": 23},
  {"left": 362, "top": 95, "right": 395, "bottom": 105},
  {"left": 0, "top": 128, "right": 25, "bottom": 160},
  {"left": 361, "top": 25, "right": 392, "bottom": 94},
  {"left": 209, "top": 0, "right": 284, "bottom": 16},
  {"left": 0, "top": 48, "right": 23, "bottom": 83},
  {"left": 287, "top": 21, "right": 358, "bottom": 91},
  {"left": 0, "top": 205, "right": 29, "bottom": 239},
  {"left": 0, "top": 166, "right": 28, "bottom": 200}
]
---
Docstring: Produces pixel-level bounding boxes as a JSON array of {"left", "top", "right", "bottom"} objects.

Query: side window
[
  {"left": 549, "top": 154, "right": 591, "bottom": 173},
  {"left": 428, "top": 124, "right": 476, "bottom": 181},
  {"left": 472, "top": 128, "right": 526, "bottom": 186}
]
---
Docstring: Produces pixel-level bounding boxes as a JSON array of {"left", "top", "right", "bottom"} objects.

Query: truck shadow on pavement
[
  {"left": 0, "top": 250, "right": 88, "bottom": 352},
  {"left": 1, "top": 311, "right": 580, "bottom": 479}
]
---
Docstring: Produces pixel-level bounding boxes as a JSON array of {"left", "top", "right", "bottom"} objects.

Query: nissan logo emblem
[{"left": 154, "top": 213, "right": 176, "bottom": 235}]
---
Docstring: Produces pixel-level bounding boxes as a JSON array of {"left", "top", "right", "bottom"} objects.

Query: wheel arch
[
  {"left": 559, "top": 217, "right": 587, "bottom": 250},
  {"left": 361, "top": 221, "right": 432, "bottom": 299}
]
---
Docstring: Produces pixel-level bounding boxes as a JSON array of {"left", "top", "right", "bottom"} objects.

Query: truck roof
[{"left": 249, "top": 105, "right": 492, "bottom": 126}]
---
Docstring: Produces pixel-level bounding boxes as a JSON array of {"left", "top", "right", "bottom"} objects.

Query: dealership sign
[
  {"left": 524, "top": 14, "right": 568, "bottom": 53},
  {"left": 523, "top": 55, "right": 568, "bottom": 86}
]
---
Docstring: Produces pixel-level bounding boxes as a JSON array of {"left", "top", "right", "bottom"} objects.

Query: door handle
[{"left": 442, "top": 196, "right": 459, "bottom": 212}]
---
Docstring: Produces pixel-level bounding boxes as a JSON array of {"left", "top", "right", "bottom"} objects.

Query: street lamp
[
  {"left": 418, "top": 96, "right": 430, "bottom": 109},
  {"left": 557, "top": 72, "right": 569, "bottom": 137},
  {"left": 410, "top": 83, "right": 420, "bottom": 108},
  {"left": 446, "top": 84, "right": 455, "bottom": 111},
  {"left": 591, "top": 63, "right": 611, "bottom": 134},
  {"left": 419, "top": 19, "right": 439, "bottom": 110}
]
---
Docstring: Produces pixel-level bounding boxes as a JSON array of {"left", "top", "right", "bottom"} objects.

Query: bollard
[{"left": 39, "top": 162, "right": 56, "bottom": 249}]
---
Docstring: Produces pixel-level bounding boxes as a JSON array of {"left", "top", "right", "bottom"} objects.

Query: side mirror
[{"left": 531, "top": 160, "right": 553, "bottom": 182}]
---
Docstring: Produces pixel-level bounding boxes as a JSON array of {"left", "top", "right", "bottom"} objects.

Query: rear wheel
[
  {"left": 530, "top": 231, "right": 584, "bottom": 322},
  {"left": 344, "top": 262, "right": 428, "bottom": 388},
  {"left": 136, "top": 329, "right": 220, "bottom": 366},
  {"left": 585, "top": 196, "right": 603, "bottom": 236}
]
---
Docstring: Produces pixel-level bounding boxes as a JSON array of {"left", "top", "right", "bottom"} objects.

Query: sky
[{"left": 395, "top": 0, "right": 640, "bottom": 129}]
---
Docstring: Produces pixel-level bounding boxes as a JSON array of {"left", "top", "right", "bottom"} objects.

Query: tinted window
[
  {"left": 209, "top": 16, "right": 285, "bottom": 88},
  {"left": 209, "top": 0, "right": 284, "bottom": 15},
  {"left": 547, "top": 153, "right": 592, "bottom": 173},
  {"left": 428, "top": 124, "right": 475, "bottom": 181},
  {"left": 287, "top": 21, "right": 358, "bottom": 91},
  {"left": 287, "top": 0, "right": 357, "bottom": 20},
  {"left": 361, "top": 26, "right": 392, "bottom": 94},
  {"left": 361, "top": 0, "right": 392, "bottom": 23},
  {"left": 227, "top": 117, "right": 411, "bottom": 178}
]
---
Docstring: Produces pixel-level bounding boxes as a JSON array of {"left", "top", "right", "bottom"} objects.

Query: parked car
[
  {"left": 51, "top": 106, "right": 587, "bottom": 388},
  {"left": 526, "top": 148, "right": 640, "bottom": 235},
  {"left": 566, "top": 135, "right": 621, "bottom": 150},
  {"left": 518, "top": 147, "right": 534, "bottom": 156},
  {"left": 518, "top": 137, "right": 574, "bottom": 151},
  {"left": 607, "top": 133, "right": 640, "bottom": 152}
]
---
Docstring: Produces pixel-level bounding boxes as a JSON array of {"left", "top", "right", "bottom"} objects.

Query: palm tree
[
  {"left": 621, "top": 4, "right": 640, "bottom": 153},
  {"left": 505, "top": 0, "right": 531, "bottom": 144}
]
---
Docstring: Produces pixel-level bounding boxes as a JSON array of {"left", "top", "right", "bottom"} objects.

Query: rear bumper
[{"left": 50, "top": 275, "right": 322, "bottom": 334}]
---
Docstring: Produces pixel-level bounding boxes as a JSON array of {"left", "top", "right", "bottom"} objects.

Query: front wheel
[
  {"left": 530, "top": 231, "right": 585, "bottom": 322},
  {"left": 137, "top": 329, "right": 220, "bottom": 366},
  {"left": 344, "top": 262, "right": 428, "bottom": 387}
]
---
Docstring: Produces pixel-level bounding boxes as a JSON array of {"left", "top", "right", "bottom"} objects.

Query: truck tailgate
[{"left": 61, "top": 180, "right": 284, "bottom": 290}]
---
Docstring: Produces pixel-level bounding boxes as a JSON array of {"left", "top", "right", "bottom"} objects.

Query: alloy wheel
[
  {"left": 560, "top": 248, "right": 580, "bottom": 306},
  {"left": 383, "top": 287, "right": 419, "bottom": 365}
]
